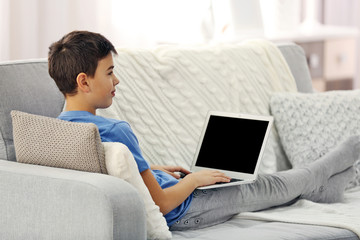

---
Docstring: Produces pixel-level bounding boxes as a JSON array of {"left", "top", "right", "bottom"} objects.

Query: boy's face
[{"left": 87, "top": 53, "right": 119, "bottom": 111}]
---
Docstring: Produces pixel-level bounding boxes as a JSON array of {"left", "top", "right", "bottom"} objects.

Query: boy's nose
[{"left": 113, "top": 76, "right": 120, "bottom": 86}]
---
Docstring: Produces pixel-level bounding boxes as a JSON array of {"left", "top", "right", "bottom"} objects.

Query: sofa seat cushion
[{"left": 172, "top": 218, "right": 358, "bottom": 240}]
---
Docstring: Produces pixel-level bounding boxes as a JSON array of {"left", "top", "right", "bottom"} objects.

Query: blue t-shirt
[{"left": 58, "top": 111, "right": 192, "bottom": 226}]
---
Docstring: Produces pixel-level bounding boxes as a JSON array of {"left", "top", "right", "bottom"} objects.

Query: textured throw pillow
[
  {"left": 11, "top": 110, "right": 107, "bottom": 174},
  {"left": 103, "top": 142, "right": 172, "bottom": 240},
  {"left": 270, "top": 90, "right": 360, "bottom": 189}
]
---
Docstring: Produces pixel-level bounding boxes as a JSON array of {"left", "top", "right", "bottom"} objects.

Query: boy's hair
[{"left": 48, "top": 31, "right": 117, "bottom": 95}]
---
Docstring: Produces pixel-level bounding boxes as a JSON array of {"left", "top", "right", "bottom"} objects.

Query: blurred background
[{"left": 0, "top": 0, "right": 359, "bottom": 91}]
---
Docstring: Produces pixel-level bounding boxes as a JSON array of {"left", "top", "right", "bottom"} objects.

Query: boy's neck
[{"left": 64, "top": 95, "right": 96, "bottom": 115}]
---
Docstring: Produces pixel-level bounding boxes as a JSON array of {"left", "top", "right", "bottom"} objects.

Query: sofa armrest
[{"left": 0, "top": 160, "right": 146, "bottom": 240}]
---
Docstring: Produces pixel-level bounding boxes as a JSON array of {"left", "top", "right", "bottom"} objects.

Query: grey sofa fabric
[
  {"left": 0, "top": 60, "right": 64, "bottom": 162},
  {"left": 0, "top": 134, "right": 5, "bottom": 161},
  {"left": 277, "top": 43, "right": 314, "bottom": 94},
  {"left": 0, "top": 160, "right": 146, "bottom": 240}
]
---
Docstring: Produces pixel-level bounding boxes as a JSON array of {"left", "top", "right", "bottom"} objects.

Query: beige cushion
[
  {"left": 11, "top": 110, "right": 107, "bottom": 174},
  {"left": 103, "top": 142, "right": 171, "bottom": 239}
]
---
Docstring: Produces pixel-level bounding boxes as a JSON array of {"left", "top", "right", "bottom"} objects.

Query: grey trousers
[{"left": 170, "top": 169, "right": 309, "bottom": 231}]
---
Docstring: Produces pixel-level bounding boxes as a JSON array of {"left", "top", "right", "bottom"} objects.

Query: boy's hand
[
  {"left": 151, "top": 165, "right": 191, "bottom": 179},
  {"left": 142, "top": 168, "right": 230, "bottom": 215},
  {"left": 185, "top": 170, "right": 231, "bottom": 188}
]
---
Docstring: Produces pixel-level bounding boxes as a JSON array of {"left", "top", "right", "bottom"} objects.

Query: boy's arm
[{"left": 141, "top": 168, "right": 231, "bottom": 215}]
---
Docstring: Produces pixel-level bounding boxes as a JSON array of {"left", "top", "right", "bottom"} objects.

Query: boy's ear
[{"left": 76, "top": 72, "right": 91, "bottom": 93}]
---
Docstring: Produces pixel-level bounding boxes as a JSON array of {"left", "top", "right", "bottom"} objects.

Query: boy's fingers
[
  {"left": 218, "top": 177, "right": 231, "bottom": 183},
  {"left": 212, "top": 171, "right": 231, "bottom": 181},
  {"left": 167, "top": 171, "right": 181, "bottom": 179},
  {"left": 179, "top": 167, "right": 191, "bottom": 174},
  {"left": 169, "top": 166, "right": 191, "bottom": 174}
]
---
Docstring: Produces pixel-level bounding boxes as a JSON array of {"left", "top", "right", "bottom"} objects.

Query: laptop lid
[{"left": 191, "top": 111, "right": 273, "bottom": 180}]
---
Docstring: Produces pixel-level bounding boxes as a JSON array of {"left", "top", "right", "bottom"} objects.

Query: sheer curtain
[
  {"left": 0, "top": 0, "right": 215, "bottom": 62},
  {"left": 0, "top": 0, "right": 268, "bottom": 62},
  {"left": 0, "top": 0, "right": 114, "bottom": 61}
]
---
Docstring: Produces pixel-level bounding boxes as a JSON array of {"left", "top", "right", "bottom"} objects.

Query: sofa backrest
[
  {"left": 0, "top": 60, "right": 65, "bottom": 161},
  {"left": 277, "top": 43, "right": 313, "bottom": 94},
  {"left": 0, "top": 42, "right": 313, "bottom": 172}
]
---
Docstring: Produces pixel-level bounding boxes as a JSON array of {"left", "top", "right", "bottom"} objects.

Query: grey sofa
[{"left": 0, "top": 43, "right": 358, "bottom": 240}]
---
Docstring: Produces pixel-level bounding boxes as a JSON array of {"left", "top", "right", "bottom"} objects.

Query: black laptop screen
[{"left": 195, "top": 115, "right": 269, "bottom": 174}]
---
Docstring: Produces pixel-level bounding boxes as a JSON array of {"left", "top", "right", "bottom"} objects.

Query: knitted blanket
[
  {"left": 236, "top": 187, "right": 360, "bottom": 237},
  {"left": 98, "top": 40, "right": 297, "bottom": 174}
]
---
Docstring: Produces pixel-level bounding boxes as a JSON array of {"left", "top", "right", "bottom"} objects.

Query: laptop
[{"left": 189, "top": 111, "right": 273, "bottom": 189}]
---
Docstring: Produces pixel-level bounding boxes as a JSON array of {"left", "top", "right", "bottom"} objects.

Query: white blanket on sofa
[
  {"left": 236, "top": 187, "right": 360, "bottom": 237},
  {"left": 98, "top": 40, "right": 298, "bottom": 174}
]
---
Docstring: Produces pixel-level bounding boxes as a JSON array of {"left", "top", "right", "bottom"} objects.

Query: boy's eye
[{"left": 108, "top": 71, "right": 113, "bottom": 75}]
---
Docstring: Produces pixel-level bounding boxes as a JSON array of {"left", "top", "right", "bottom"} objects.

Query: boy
[{"left": 49, "top": 31, "right": 357, "bottom": 230}]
